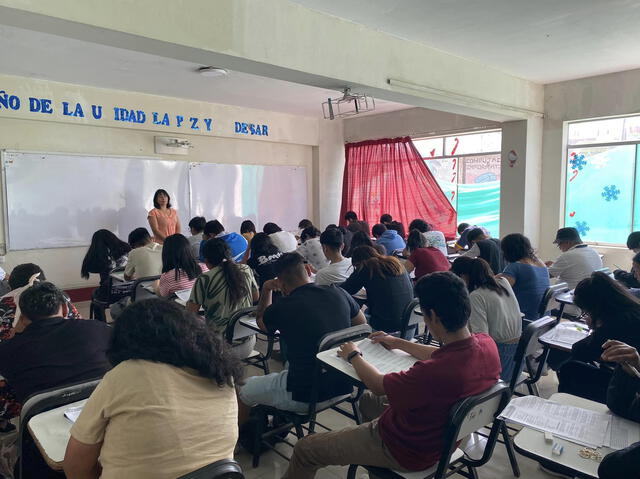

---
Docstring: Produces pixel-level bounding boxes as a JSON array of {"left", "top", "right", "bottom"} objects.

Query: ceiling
[
  {"left": 290, "top": 0, "right": 640, "bottom": 84},
  {"left": 0, "top": 24, "right": 411, "bottom": 118}
]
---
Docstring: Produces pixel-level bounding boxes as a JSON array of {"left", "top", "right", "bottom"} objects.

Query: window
[
  {"left": 564, "top": 114, "right": 640, "bottom": 245},
  {"left": 414, "top": 130, "right": 501, "bottom": 236}
]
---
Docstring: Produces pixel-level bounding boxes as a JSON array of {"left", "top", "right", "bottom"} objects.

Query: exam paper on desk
[{"left": 356, "top": 339, "right": 419, "bottom": 375}]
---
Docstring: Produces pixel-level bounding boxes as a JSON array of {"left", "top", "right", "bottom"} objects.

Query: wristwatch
[{"left": 347, "top": 350, "right": 363, "bottom": 363}]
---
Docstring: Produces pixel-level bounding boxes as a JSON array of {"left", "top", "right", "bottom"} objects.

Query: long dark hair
[
  {"left": 153, "top": 189, "right": 172, "bottom": 208},
  {"left": 108, "top": 299, "right": 243, "bottom": 386},
  {"left": 406, "top": 229, "right": 426, "bottom": 253},
  {"left": 451, "top": 256, "right": 509, "bottom": 296},
  {"left": 203, "top": 239, "right": 250, "bottom": 307},
  {"left": 350, "top": 231, "right": 375, "bottom": 250},
  {"left": 501, "top": 233, "right": 536, "bottom": 263},
  {"left": 351, "top": 245, "right": 404, "bottom": 279},
  {"left": 81, "top": 229, "right": 131, "bottom": 278},
  {"left": 574, "top": 272, "right": 640, "bottom": 328},
  {"left": 162, "top": 234, "right": 201, "bottom": 281},
  {"left": 250, "top": 232, "right": 281, "bottom": 258}
]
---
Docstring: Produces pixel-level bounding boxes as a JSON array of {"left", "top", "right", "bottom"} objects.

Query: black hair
[
  {"left": 457, "top": 223, "right": 470, "bottom": 235},
  {"left": 204, "top": 220, "right": 225, "bottom": 237},
  {"left": 202, "top": 239, "right": 250, "bottom": 307},
  {"left": 380, "top": 214, "right": 392, "bottom": 224},
  {"left": 467, "top": 228, "right": 486, "bottom": 244},
  {"left": 128, "top": 227, "right": 152, "bottom": 248},
  {"left": 320, "top": 228, "right": 344, "bottom": 250},
  {"left": 627, "top": 231, "right": 640, "bottom": 250},
  {"left": 81, "top": 229, "right": 131, "bottom": 278},
  {"left": 634, "top": 251, "right": 640, "bottom": 264},
  {"left": 574, "top": 272, "right": 640, "bottom": 329},
  {"left": 152, "top": 189, "right": 172, "bottom": 209},
  {"left": 300, "top": 226, "right": 321, "bottom": 242},
  {"left": 250, "top": 233, "right": 281, "bottom": 258},
  {"left": 9, "top": 263, "right": 46, "bottom": 290},
  {"left": 19, "top": 282, "right": 66, "bottom": 321},
  {"left": 409, "top": 219, "right": 431, "bottom": 233},
  {"left": 273, "top": 252, "right": 307, "bottom": 279},
  {"left": 350, "top": 231, "right": 374, "bottom": 250},
  {"left": 344, "top": 211, "right": 358, "bottom": 222},
  {"left": 388, "top": 221, "right": 406, "bottom": 239},
  {"left": 108, "top": 299, "right": 243, "bottom": 387},
  {"left": 415, "top": 271, "right": 470, "bottom": 332},
  {"left": 501, "top": 233, "right": 536, "bottom": 263},
  {"left": 372, "top": 223, "right": 387, "bottom": 237},
  {"left": 188, "top": 216, "right": 206, "bottom": 233},
  {"left": 162, "top": 234, "right": 201, "bottom": 281},
  {"left": 406, "top": 229, "right": 426, "bottom": 252},
  {"left": 298, "top": 219, "right": 313, "bottom": 230},
  {"left": 451, "top": 256, "right": 509, "bottom": 296},
  {"left": 240, "top": 220, "right": 256, "bottom": 235},
  {"left": 263, "top": 222, "right": 282, "bottom": 235}
]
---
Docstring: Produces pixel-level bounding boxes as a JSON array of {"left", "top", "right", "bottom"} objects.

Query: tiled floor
[{"left": 76, "top": 301, "right": 562, "bottom": 479}]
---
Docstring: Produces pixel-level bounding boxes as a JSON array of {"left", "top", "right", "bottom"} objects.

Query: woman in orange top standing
[{"left": 147, "top": 189, "right": 181, "bottom": 244}]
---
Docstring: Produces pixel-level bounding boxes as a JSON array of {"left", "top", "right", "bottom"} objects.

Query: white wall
[
  {"left": 540, "top": 68, "right": 640, "bottom": 268},
  {"left": 0, "top": 75, "right": 328, "bottom": 289}
]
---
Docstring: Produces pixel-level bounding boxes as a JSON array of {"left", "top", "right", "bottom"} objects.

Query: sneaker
[{"left": 538, "top": 463, "right": 574, "bottom": 478}]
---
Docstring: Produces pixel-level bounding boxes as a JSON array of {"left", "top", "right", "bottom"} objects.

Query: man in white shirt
[
  {"left": 315, "top": 228, "right": 353, "bottom": 285},
  {"left": 124, "top": 228, "right": 163, "bottom": 280},
  {"left": 264, "top": 222, "right": 298, "bottom": 253},
  {"left": 547, "top": 227, "right": 603, "bottom": 290},
  {"left": 187, "top": 216, "right": 206, "bottom": 258}
]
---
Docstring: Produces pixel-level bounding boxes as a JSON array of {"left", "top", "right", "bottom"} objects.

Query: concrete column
[
  {"left": 500, "top": 118, "right": 543, "bottom": 246},
  {"left": 316, "top": 119, "right": 345, "bottom": 227}
]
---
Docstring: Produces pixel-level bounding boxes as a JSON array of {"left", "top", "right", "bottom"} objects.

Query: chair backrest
[
  {"left": 434, "top": 381, "right": 512, "bottom": 478},
  {"left": 398, "top": 298, "right": 421, "bottom": 338},
  {"left": 317, "top": 324, "right": 372, "bottom": 353},
  {"left": 224, "top": 306, "right": 258, "bottom": 344},
  {"left": 538, "top": 282, "right": 569, "bottom": 317},
  {"left": 177, "top": 458, "right": 244, "bottom": 479},
  {"left": 18, "top": 379, "right": 101, "bottom": 478},
  {"left": 508, "top": 315, "right": 557, "bottom": 391},
  {"left": 131, "top": 275, "right": 161, "bottom": 301}
]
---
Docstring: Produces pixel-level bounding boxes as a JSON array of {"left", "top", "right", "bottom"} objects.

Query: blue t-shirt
[
  {"left": 502, "top": 262, "right": 550, "bottom": 320},
  {"left": 199, "top": 232, "right": 248, "bottom": 262},
  {"left": 376, "top": 230, "right": 406, "bottom": 255}
]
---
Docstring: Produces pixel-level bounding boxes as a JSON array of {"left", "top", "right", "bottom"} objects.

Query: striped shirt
[{"left": 158, "top": 264, "right": 208, "bottom": 297}]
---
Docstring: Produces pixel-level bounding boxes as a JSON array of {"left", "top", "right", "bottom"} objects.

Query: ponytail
[{"left": 202, "top": 239, "right": 250, "bottom": 307}]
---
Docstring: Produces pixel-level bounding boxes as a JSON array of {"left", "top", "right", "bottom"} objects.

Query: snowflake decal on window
[
  {"left": 601, "top": 185, "right": 621, "bottom": 201},
  {"left": 569, "top": 152, "right": 587, "bottom": 171},
  {"left": 575, "top": 221, "right": 590, "bottom": 236}
]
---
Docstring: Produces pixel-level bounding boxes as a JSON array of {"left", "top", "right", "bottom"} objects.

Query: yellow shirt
[{"left": 70, "top": 360, "right": 238, "bottom": 479}]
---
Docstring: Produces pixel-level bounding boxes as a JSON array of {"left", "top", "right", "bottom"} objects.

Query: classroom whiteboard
[
  {"left": 189, "top": 162, "right": 308, "bottom": 234},
  {"left": 2, "top": 151, "right": 309, "bottom": 250},
  {"left": 3, "top": 151, "right": 191, "bottom": 250}
]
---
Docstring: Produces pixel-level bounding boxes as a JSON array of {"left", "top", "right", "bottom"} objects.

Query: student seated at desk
[
  {"left": 245, "top": 232, "right": 283, "bottom": 289},
  {"left": 240, "top": 219, "right": 257, "bottom": 243},
  {"left": 341, "top": 246, "right": 413, "bottom": 335},
  {"left": 124, "top": 227, "right": 162, "bottom": 281},
  {"left": 81, "top": 229, "right": 131, "bottom": 304},
  {"left": 187, "top": 216, "right": 206, "bottom": 258},
  {"left": 344, "top": 210, "right": 370, "bottom": 236},
  {"left": 283, "top": 272, "right": 501, "bottom": 478},
  {"left": 404, "top": 229, "right": 450, "bottom": 281},
  {"left": 451, "top": 256, "right": 522, "bottom": 381},
  {"left": 0, "top": 282, "right": 111, "bottom": 409},
  {"left": 350, "top": 230, "right": 386, "bottom": 256},
  {"left": 296, "top": 226, "right": 329, "bottom": 271},
  {"left": 263, "top": 222, "right": 297, "bottom": 253},
  {"left": 558, "top": 272, "right": 640, "bottom": 403},
  {"left": 157, "top": 234, "right": 208, "bottom": 297},
  {"left": 372, "top": 223, "right": 406, "bottom": 255},
  {"left": 454, "top": 223, "right": 489, "bottom": 251},
  {"left": 188, "top": 239, "right": 258, "bottom": 358},
  {"left": 462, "top": 228, "right": 505, "bottom": 275},
  {"left": 200, "top": 220, "right": 248, "bottom": 263},
  {"left": 64, "top": 299, "right": 240, "bottom": 479},
  {"left": 598, "top": 340, "right": 640, "bottom": 479},
  {"left": 315, "top": 228, "right": 353, "bottom": 286},
  {"left": 498, "top": 233, "right": 549, "bottom": 321},
  {"left": 238, "top": 253, "right": 365, "bottom": 417},
  {"left": 613, "top": 231, "right": 640, "bottom": 288},
  {"left": 408, "top": 218, "right": 447, "bottom": 256}
]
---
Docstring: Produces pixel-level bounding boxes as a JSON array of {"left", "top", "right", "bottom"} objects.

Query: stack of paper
[
  {"left": 540, "top": 322, "right": 589, "bottom": 347},
  {"left": 355, "top": 339, "right": 419, "bottom": 375}
]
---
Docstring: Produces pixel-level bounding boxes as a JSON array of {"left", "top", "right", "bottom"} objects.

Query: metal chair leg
[{"left": 501, "top": 422, "right": 521, "bottom": 477}]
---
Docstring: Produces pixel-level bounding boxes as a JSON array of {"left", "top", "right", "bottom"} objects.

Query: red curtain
[{"left": 339, "top": 137, "right": 457, "bottom": 239}]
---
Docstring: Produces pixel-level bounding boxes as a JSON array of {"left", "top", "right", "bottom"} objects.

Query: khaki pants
[{"left": 283, "top": 392, "right": 408, "bottom": 479}]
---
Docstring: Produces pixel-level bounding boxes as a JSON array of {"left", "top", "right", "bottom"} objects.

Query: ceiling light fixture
[{"left": 197, "top": 66, "right": 229, "bottom": 77}]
